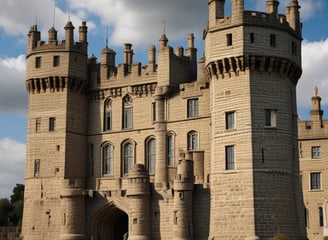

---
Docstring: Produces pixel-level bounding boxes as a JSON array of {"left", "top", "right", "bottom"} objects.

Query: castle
[{"left": 22, "top": 0, "right": 307, "bottom": 239}]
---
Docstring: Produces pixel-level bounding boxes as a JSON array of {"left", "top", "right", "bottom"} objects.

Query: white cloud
[
  {"left": 0, "top": 138, "right": 25, "bottom": 199},
  {"left": 70, "top": 0, "right": 208, "bottom": 48},
  {"left": 297, "top": 38, "right": 328, "bottom": 107},
  {"left": 0, "top": 55, "right": 27, "bottom": 115},
  {"left": 0, "top": 0, "right": 96, "bottom": 40}
]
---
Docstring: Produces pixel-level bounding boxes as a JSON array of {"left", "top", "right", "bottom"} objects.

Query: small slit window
[{"left": 227, "top": 33, "right": 233, "bottom": 46}]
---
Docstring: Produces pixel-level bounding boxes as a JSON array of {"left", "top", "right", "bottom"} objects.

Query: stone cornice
[
  {"left": 206, "top": 55, "right": 302, "bottom": 84},
  {"left": 25, "top": 76, "right": 87, "bottom": 94},
  {"left": 88, "top": 82, "right": 157, "bottom": 101}
]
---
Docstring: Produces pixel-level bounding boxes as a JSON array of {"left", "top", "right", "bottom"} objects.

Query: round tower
[
  {"left": 173, "top": 158, "right": 194, "bottom": 240},
  {"left": 22, "top": 21, "right": 89, "bottom": 240},
  {"left": 205, "top": 0, "right": 306, "bottom": 239},
  {"left": 126, "top": 164, "right": 151, "bottom": 240}
]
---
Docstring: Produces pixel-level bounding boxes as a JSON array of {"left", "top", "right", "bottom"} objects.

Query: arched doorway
[{"left": 92, "top": 203, "right": 128, "bottom": 240}]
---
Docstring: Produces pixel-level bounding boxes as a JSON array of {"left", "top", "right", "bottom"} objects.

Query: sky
[{"left": 0, "top": 0, "right": 327, "bottom": 199}]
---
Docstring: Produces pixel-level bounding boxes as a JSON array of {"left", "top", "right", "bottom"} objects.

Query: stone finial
[{"left": 314, "top": 86, "right": 318, "bottom": 97}]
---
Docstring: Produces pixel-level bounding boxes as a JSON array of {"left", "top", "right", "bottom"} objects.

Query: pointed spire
[
  {"left": 52, "top": 0, "right": 57, "bottom": 28},
  {"left": 311, "top": 86, "right": 323, "bottom": 121}
]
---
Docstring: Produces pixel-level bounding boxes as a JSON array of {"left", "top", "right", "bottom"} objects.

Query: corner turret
[
  {"left": 311, "top": 87, "right": 324, "bottom": 122},
  {"left": 231, "top": 0, "right": 244, "bottom": 22},
  {"left": 48, "top": 27, "right": 57, "bottom": 44},
  {"left": 266, "top": 0, "right": 279, "bottom": 15},
  {"left": 286, "top": 0, "right": 301, "bottom": 35},
  {"left": 27, "top": 24, "right": 40, "bottom": 52},
  {"left": 64, "top": 21, "right": 74, "bottom": 49},
  {"left": 208, "top": 0, "right": 225, "bottom": 28}
]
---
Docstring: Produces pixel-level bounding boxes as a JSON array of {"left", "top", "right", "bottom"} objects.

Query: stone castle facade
[
  {"left": 22, "top": 0, "right": 307, "bottom": 239},
  {"left": 299, "top": 88, "right": 328, "bottom": 240}
]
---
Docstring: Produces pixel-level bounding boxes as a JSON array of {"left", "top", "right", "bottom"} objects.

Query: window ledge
[
  {"left": 308, "top": 189, "right": 323, "bottom": 192},
  {"left": 264, "top": 126, "right": 277, "bottom": 129}
]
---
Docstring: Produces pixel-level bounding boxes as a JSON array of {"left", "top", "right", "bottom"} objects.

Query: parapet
[{"left": 27, "top": 21, "right": 88, "bottom": 56}]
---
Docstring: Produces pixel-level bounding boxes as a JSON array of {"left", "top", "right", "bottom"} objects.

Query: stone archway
[{"left": 92, "top": 203, "right": 128, "bottom": 240}]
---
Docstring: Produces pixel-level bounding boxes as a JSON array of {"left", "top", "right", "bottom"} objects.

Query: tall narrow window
[
  {"left": 187, "top": 98, "right": 199, "bottom": 118},
  {"left": 311, "top": 146, "right": 321, "bottom": 159},
  {"left": 250, "top": 33, "right": 255, "bottom": 43},
  {"left": 53, "top": 55, "right": 60, "bottom": 67},
  {"left": 187, "top": 131, "right": 199, "bottom": 151},
  {"left": 104, "top": 99, "right": 112, "bottom": 131},
  {"left": 123, "top": 142, "right": 134, "bottom": 175},
  {"left": 49, "top": 117, "right": 56, "bottom": 131},
  {"left": 291, "top": 41, "right": 297, "bottom": 55},
  {"left": 152, "top": 102, "right": 156, "bottom": 122},
  {"left": 310, "top": 172, "right": 321, "bottom": 190},
  {"left": 265, "top": 109, "right": 276, "bottom": 127},
  {"left": 226, "top": 111, "right": 235, "bottom": 129},
  {"left": 103, "top": 144, "right": 113, "bottom": 175},
  {"left": 227, "top": 33, "right": 233, "bottom": 46},
  {"left": 147, "top": 138, "right": 156, "bottom": 175},
  {"left": 34, "top": 159, "right": 40, "bottom": 177},
  {"left": 319, "top": 207, "right": 324, "bottom": 227},
  {"left": 35, "top": 56, "right": 41, "bottom": 68},
  {"left": 270, "top": 34, "right": 276, "bottom": 47},
  {"left": 88, "top": 144, "right": 94, "bottom": 177},
  {"left": 167, "top": 133, "right": 175, "bottom": 166},
  {"left": 123, "top": 95, "right": 133, "bottom": 129},
  {"left": 36, "top": 118, "right": 41, "bottom": 133},
  {"left": 225, "top": 145, "right": 235, "bottom": 170}
]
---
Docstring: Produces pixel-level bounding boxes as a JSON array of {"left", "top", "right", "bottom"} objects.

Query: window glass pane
[
  {"left": 187, "top": 99, "right": 199, "bottom": 118},
  {"left": 188, "top": 131, "right": 198, "bottom": 150},
  {"left": 104, "top": 99, "right": 112, "bottom": 131},
  {"left": 35, "top": 57, "right": 41, "bottom": 68},
  {"left": 49, "top": 117, "right": 56, "bottom": 131},
  {"left": 124, "top": 143, "right": 133, "bottom": 174},
  {"left": 310, "top": 172, "right": 321, "bottom": 190},
  {"left": 34, "top": 159, "right": 40, "bottom": 177},
  {"left": 36, "top": 118, "right": 41, "bottom": 133},
  {"left": 148, "top": 139, "right": 156, "bottom": 175},
  {"left": 167, "top": 134, "right": 174, "bottom": 166},
  {"left": 311, "top": 146, "right": 321, "bottom": 159},
  {"left": 53, "top": 55, "right": 60, "bottom": 67},
  {"left": 123, "top": 95, "right": 133, "bottom": 129},
  {"left": 225, "top": 145, "right": 235, "bottom": 170},
  {"left": 226, "top": 112, "right": 235, "bottom": 129},
  {"left": 103, "top": 145, "right": 113, "bottom": 175}
]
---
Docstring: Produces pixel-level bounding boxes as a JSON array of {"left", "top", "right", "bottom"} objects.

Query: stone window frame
[
  {"left": 49, "top": 117, "right": 56, "bottom": 132},
  {"left": 187, "top": 98, "right": 199, "bottom": 118},
  {"left": 225, "top": 145, "right": 235, "bottom": 170},
  {"left": 104, "top": 98, "right": 112, "bottom": 131},
  {"left": 145, "top": 136, "right": 156, "bottom": 175},
  {"left": 121, "top": 139, "right": 136, "bottom": 176},
  {"left": 311, "top": 146, "right": 321, "bottom": 159},
  {"left": 53, "top": 55, "right": 60, "bottom": 67},
  {"left": 35, "top": 56, "right": 41, "bottom": 68},
  {"left": 270, "top": 34, "right": 276, "bottom": 47},
  {"left": 122, "top": 95, "right": 133, "bottom": 129},
  {"left": 310, "top": 172, "right": 321, "bottom": 190},
  {"left": 34, "top": 159, "right": 40, "bottom": 177},
  {"left": 226, "top": 33, "right": 233, "bottom": 46},
  {"left": 35, "top": 118, "right": 41, "bottom": 133},
  {"left": 264, "top": 109, "right": 277, "bottom": 128},
  {"left": 167, "top": 131, "right": 176, "bottom": 167},
  {"left": 187, "top": 130, "right": 199, "bottom": 151},
  {"left": 225, "top": 111, "right": 236, "bottom": 130},
  {"left": 102, "top": 142, "right": 114, "bottom": 176}
]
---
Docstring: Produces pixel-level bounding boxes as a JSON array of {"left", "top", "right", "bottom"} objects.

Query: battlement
[
  {"left": 207, "top": 0, "right": 301, "bottom": 36},
  {"left": 27, "top": 21, "right": 88, "bottom": 56},
  {"left": 89, "top": 33, "right": 198, "bottom": 91}
]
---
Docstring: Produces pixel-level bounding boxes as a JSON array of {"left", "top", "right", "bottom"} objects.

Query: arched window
[
  {"left": 104, "top": 98, "right": 112, "bottom": 131},
  {"left": 103, "top": 143, "right": 113, "bottom": 175},
  {"left": 167, "top": 132, "right": 175, "bottom": 166},
  {"left": 122, "top": 95, "right": 133, "bottom": 129},
  {"left": 122, "top": 141, "right": 134, "bottom": 175},
  {"left": 146, "top": 137, "right": 156, "bottom": 175},
  {"left": 187, "top": 131, "right": 199, "bottom": 151}
]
